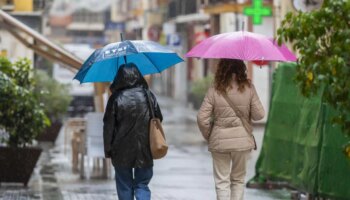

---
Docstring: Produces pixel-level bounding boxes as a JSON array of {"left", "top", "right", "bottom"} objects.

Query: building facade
[
  {"left": 48, "top": 0, "right": 111, "bottom": 48},
  {"left": 160, "top": 0, "right": 210, "bottom": 102},
  {"left": 0, "top": 0, "right": 48, "bottom": 61},
  {"left": 161, "top": 0, "right": 275, "bottom": 109}
]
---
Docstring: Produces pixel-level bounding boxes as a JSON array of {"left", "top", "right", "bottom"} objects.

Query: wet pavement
[{"left": 0, "top": 96, "right": 291, "bottom": 200}]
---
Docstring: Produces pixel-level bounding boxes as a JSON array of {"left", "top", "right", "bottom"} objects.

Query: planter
[
  {"left": 0, "top": 146, "right": 42, "bottom": 186},
  {"left": 36, "top": 121, "right": 62, "bottom": 143},
  {"left": 188, "top": 93, "right": 202, "bottom": 110}
]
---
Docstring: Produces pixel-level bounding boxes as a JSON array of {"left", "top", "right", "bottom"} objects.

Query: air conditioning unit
[{"left": 1, "top": 4, "right": 15, "bottom": 12}]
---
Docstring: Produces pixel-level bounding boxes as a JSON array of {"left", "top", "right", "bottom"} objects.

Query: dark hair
[
  {"left": 110, "top": 63, "right": 148, "bottom": 92},
  {"left": 214, "top": 59, "right": 251, "bottom": 94}
]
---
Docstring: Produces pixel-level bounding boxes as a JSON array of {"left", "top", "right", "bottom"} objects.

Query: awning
[
  {"left": 67, "top": 22, "right": 105, "bottom": 31},
  {"left": 0, "top": 9, "right": 83, "bottom": 71},
  {"left": 203, "top": 2, "right": 272, "bottom": 14},
  {"left": 175, "top": 13, "right": 210, "bottom": 24},
  {"left": 203, "top": 3, "right": 249, "bottom": 14}
]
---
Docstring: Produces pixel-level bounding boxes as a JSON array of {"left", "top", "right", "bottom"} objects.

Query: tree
[
  {"left": 0, "top": 57, "right": 50, "bottom": 147},
  {"left": 277, "top": 0, "right": 350, "bottom": 157},
  {"left": 33, "top": 70, "right": 72, "bottom": 122}
]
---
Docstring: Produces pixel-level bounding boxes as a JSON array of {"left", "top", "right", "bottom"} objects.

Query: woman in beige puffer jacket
[{"left": 197, "top": 59, "right": 265, "bottom": 200}]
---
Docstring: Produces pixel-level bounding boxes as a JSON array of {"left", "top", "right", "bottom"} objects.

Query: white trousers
[{"left": 211, "top": 150, "right": 250, "bottom": 200}]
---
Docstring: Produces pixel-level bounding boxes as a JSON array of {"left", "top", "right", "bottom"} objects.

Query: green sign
[{"left": 244, "top": 0, "right": 272, "bottom": 25}]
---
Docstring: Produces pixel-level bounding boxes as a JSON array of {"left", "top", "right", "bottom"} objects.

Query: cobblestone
[
  {"left": 0, "top": 189, "right": 41, "bottom": 200},
  {"left": 62, "top": 191, "right": 116, "bottom": 200}
]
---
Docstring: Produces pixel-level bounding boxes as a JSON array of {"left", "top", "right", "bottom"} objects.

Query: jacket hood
[{"left": 110, "top": 63, "right": 148, "bottom": 93}]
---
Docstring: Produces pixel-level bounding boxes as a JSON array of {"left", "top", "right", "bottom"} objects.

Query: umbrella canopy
[
  {"left": 74, "top": 40, "right": 183, "bottom": 83},
  {"left": 185, "top": 31, "right": 297, "bottom": 62}
]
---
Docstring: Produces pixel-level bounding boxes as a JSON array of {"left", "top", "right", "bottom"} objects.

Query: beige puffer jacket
[{"left": 197, "top": 81, "right": 265, "bottom": 152}]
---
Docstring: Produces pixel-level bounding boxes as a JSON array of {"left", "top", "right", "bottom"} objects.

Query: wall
[
  {"left": 14, "top": 0, "right": 33, "bottom": 12},
  {"left": 0, "top": 30, "right": 34, "bottom": 62},
  {"left": 220, "top": 12, "right": 247, "bottom": 33}
]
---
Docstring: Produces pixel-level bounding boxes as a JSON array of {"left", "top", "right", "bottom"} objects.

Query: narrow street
[
  {"left": 0, "top": 96, "right": 290, "bottom": 200},
  {"left": 1, "top": 1, "right": 349, "bottom": 200}
]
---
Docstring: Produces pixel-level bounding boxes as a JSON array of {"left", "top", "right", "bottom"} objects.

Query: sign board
[
  {"left": 166, "top": 34, "right": 181, "bottom": 46},
  {"left": 194, "top": 32, "right": 209, "bottom": 44},
  {"left": 244, "top": 0, "right": 272, "bottom": 25},
  {"left": 105, "top": 21, "right": 125, "bottom": 31},
  {"left": 0, "top": 49, "right": 7, "bottom": 57}
]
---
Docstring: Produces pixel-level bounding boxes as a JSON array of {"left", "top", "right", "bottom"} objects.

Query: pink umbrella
[{"left": 185, "top": 31, "right": 297, "bottom": 63}]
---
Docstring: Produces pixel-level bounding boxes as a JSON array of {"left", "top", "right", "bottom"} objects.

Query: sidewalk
[{"left": 0, "top": 96, "right": 287, "bottom": 200}]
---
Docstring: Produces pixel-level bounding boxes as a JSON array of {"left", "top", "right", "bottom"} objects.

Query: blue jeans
[{"left": 114, "top": 167, "right": 153, "bottom": 200}]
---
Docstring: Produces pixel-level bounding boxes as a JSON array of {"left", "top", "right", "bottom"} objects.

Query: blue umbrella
[{"left": 74, "top": 40, "right": 183, "bottom": 83}]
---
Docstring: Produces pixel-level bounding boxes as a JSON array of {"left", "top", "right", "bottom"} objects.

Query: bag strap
[
  {"left": 144, "top": 89, "right": 155, "bottom": 119},
  {"left": 222, "top": 93, "right": 257, "bottom": 150}
]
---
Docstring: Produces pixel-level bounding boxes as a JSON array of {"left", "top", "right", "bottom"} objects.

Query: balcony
[
  {"left": 1, "top": 0, "right": 46, "bottom": 12},
  {"left": 167, "top": 0, "right": 198, "bottom": 19},
  {"left": 33, "top": 0, "right": 45, "bottom": 11},
  {"left": 201, "top": 0, "right": 273, "bottom": 14},
  {"left": 204, "top": 0, "right": 273, "bottom": 5},
  {"left": 209, "top": 0, "right": 236, "bottom": 3}
]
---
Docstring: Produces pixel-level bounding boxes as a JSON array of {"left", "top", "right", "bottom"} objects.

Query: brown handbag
[{"left": 145, "top": 89, "right": 168, "bottom": 159}]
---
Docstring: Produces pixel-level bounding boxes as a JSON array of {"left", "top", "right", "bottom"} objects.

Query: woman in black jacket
[{"left": 103, "top": 63, "right": 162, "bottom": 200}]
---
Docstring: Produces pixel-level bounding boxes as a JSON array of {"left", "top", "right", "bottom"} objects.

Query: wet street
[
  {"left": 0, "top": 96, "right": 290, "bottom": 200},
  {"left": 2, "top": 0, "right": 347, "bottom": 199}
]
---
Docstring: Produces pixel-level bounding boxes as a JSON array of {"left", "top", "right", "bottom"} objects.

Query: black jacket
[{"left": 103, "top": 64, "right": 162, "bottom": 168}]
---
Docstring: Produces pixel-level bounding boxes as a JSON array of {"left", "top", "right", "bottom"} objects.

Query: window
[{"left": 33, "top": 0, "right": 45, "bottom": 10}]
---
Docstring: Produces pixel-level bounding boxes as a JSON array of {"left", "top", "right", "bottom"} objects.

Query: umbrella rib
[
  {"left": 142, "top": 53, "right": 162, "bottom": 73},
  {"left": 126, "top": 40, "right": 139, "bottom": 53}
]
